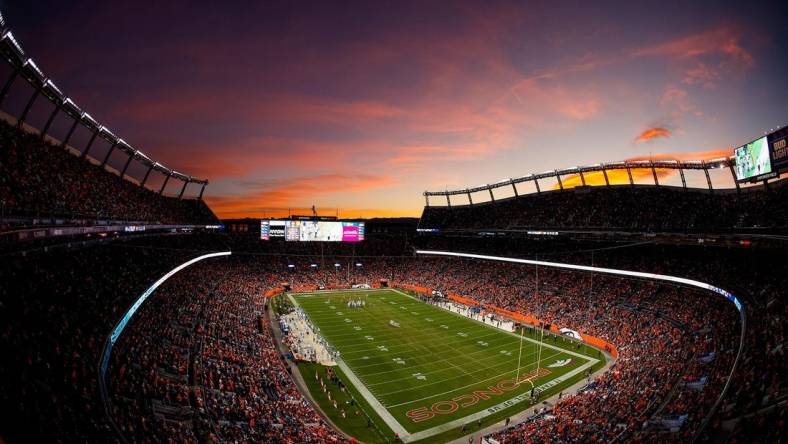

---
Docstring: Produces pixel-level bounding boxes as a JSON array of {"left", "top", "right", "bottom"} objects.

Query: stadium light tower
[
  {"left": 60, "top": 111, "right": 82, "bottom": 149},
  {"left": 120, "top": 148, "right": 136, "bottom": 178},
  {"left": 650, "top": 160, "right": 660, "bottom": 186},
  {"left": 141, "top": 162, "right": 157, "bottom": 188},
  {"left": 17, "top": 60, "right": 45, "bottom": 126},
  {"left": 701, "top": 160, "right": 714, "bottom": 192},
  {"left": 178, "top": 177, "right": 189, "bottom": 199},
  {"left": 101, "top": 138, "right": 120, "bottom": 167},
  {"left": 81, "top": 125, "right": 103, "bottom": 159},
  {"left": 0, "top": 65, "right": 17, "bottom": 107},
  {"left": 41, "top": 94, "right": 63, "bottom": 138},
  {"left": 0, "top": 17, "right": 212, "bottom": 198},
  {"left": 159, "top": 171, "right": 172, "bottom": 195}
]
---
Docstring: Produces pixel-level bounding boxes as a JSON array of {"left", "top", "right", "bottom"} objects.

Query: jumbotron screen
[
  {"left": 734, "top": 136, "right": 772, "bottom": 181},
  {"left": 260, "top": 220, "right": 365, "bottom": 242}
]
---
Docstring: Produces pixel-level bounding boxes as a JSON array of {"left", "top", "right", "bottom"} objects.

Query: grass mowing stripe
[
  {"left": 291, "top": 289, "right": 604, "bottom": 441},
  {"left": 364, "top": 342, "right": 540, "bottom": 385},
  {"left": 380, "top": 349, "right": 567, "bottom": 404}
]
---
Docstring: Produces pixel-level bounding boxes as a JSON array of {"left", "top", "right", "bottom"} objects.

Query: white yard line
[
  {"left": 323, "top": 316, "right": 492, "bottom": 341},
  {"left": 401, "top": 359, "right": 598, "bottom": 443},
  {"left": 289, "top": 289, "right": 603, "bottom": 443},
  {"left": 391, "top": 288, "right": 596, "bottom": 361},
  {"left": 382, "top": 349, "right": 566, "bottom": 406},
  {"left": 364, "top": 342, "right": 539, "bottom": 385},
  {"left": 338, "top": 329, "right": 508, "bottom": 355}
]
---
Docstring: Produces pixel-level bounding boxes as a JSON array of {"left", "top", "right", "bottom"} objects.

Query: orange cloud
[
  {"left": 634, "top": 127, "right": 671, "bottom": 143},
  {"left": 508, "top": 79, "right": 603, "bottom": 122},
  {"left": 556, "top": 149, "right": 732, "bottom": 190},
  {"left": 205, "top": 174, "right": 397, "bottom": 219},
  {"left": 682, "top": 62, "right": 721, "bottom": 88},
  {"left": 632, "top": 27, "right": 753, "bottom": 64},
  {"left": 212, "top": 206, "right": 417, "bottom": 220}
]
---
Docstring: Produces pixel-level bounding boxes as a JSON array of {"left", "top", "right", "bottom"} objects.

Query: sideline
[
  {"left": 266, "top": 300, "right": 355, "bottom": 442},
  {"left": 292, "top": 288, "right": 603, "bottom": 443}
]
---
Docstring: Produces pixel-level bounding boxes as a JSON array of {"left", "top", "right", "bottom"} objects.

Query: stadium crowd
[
  {"left": 107, "top": 257, "right": 346, "bottom": 443},
  {"left": 391, "top": 257, "right": 739, "bottom": 443},
  {"left": 0, "top": 227, "right": 783, "bottom": 443},
  {"left": 411, "top": 235, "right": 785, "bottom": 443},
  {"left": 86, "top": 241, "right": 776, "bottom": 443},
  {"left": 419, "top": 183, "right": 788, "bottom": 233},
  {"left": 0, "top": 236, "right": 214, "bottom": 442},
  {"left": 0, "top": 121, "right": 217, "bottom": 224}
]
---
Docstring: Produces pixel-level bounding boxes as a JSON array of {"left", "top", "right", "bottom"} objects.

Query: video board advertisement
[
  {"left": 770, "top": 134, "right": 788, "bottom": 173},
  {"left": 260, "top": 220, "right": 287, "bottom": 240},
  {"left": 734, "top": 136, "right": 773, "bottom": 182},
  {"left": 260, "top": 220, "right": 365, "bottom": 242}
]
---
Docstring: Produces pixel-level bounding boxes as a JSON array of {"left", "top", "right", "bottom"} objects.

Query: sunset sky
[{"left": 4, "top": 0, "right": 787, "bottom": 218}]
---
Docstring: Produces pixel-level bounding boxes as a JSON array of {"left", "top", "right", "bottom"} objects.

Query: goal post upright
[
  {"left": 515, "top": 323, "right": 525, "bottom": 381},
  {"left": 535, "top": 256, "right": 545, "bottom": 374}
]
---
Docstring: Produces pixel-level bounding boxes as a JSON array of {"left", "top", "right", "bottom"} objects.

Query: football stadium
[{"left": 0, "top": 3, "right": 786, "bottom": 444}]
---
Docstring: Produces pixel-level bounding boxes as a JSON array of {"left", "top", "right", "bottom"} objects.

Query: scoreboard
[
  {"left": 734, "top": 136, "right": 772, "bottom": 182},
  {"left": 734, "top": 126, "right": 788, "bottom": 183},
  {"left": 261, "top": 220, "right": 365, "bottom": 242}
]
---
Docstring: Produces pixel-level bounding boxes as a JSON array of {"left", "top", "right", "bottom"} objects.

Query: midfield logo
[{"left": 405, "top": 368, "right": 550, "bottom": 423}]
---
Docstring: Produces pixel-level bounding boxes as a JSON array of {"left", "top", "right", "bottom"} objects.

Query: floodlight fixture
[
  {"left": 45, "top": 79, "right": 62, "bottom": 95},
  {"left": 23, "top": 58, "right": 44, "bottom": 79},
  {"left": 4, "top": 32, "right": 23, "bottom": 55}
]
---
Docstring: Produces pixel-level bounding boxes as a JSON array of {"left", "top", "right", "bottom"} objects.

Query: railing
[
  {"left": 420, "top": 158, "right": 763, "bottom": 207},
  {"left": 0, "top": 10, "right": 209, "bottom": 199}
]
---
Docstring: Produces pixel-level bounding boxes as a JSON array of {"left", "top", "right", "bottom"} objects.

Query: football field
[{"left": 291, "top": 289, "right": 603, "bottom": 443}]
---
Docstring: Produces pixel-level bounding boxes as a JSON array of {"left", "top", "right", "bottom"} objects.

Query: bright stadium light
[
  {"left": 416, "top": 250, "right": 743, "bottom": 312},
  {"left": 310, "top": 263, "right": 318, "bottom": 268},
  {"left": 287, "top": 264, "right": 295, "bottom": 269},
  {"left": 355, "top": 262, "right": 363, "bottom": 267},
  {"left": 82, "top": 112, "right": 97, "bottom": 126},
  {"left": 45, "top": 79, "right": 62, "bottom": 95},
  {"left": 107, "top": 251, "right": 231, "bottom": 348},
  {"left": 24, "top": 58, "right": 43, "bottom": 77},
  {"left": 99, "top": 251, "right": 231, "bottom": 398},
  {"left": 334, "top": 263, "right": 341, "bottom": 268},
  {"left": 4, "top": 31, "right": 23, "bottom": 54}
]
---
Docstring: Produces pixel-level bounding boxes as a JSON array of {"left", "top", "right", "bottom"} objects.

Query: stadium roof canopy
[{"left": 0, "top": 11, "right": 209, "bottom": 199}]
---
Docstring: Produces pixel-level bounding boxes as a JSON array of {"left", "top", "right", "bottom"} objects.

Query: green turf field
[{"left": 290, "top": 288, "right": 603, "bottom": 443}]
